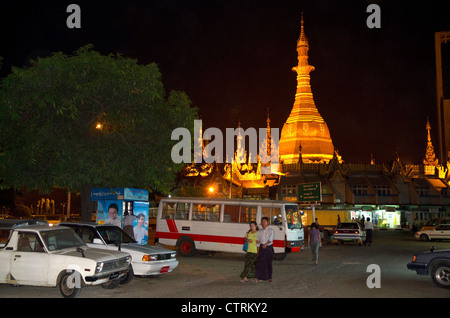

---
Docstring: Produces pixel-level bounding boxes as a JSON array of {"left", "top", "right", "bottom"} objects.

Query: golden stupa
[{"left": 279, "top": 15, "right": 337, "bottom": 164}]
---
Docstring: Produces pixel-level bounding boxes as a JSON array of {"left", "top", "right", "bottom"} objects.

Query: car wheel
[
  {"left": 120, "top": 265, "right": 134, "bottom": 285},
  {"left": 431, "top": 262, "right": 450, "bottom": 289},
  {"left": 177, "top": 236, "right": 196, "bottom": 257},
  {"left": 59, "top": 272, "right": 82, "bottom": 298},
  {"left": 102, "top": 278, "right": 120, "bottom": 289},
  {"left": 420, "top": 234, "right": 429, "bottom": 242}
]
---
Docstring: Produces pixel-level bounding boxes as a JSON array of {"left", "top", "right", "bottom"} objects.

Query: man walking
[{"left": 364, "top": 217, "right": 373, "bottom": 246}]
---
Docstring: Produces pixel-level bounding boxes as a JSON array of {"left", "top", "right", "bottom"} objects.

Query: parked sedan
[
  {"left": 407, "top": 247, "right": 450, "bottom": 289},
  {"left": 415, "top": 224, "right": 450, "bottom": 242},
  {"left": 57, "top": 222, "right": 178, "bottom": 278},
  {"left": 333, "top": 222, "right": 366, "bottom": 245}
]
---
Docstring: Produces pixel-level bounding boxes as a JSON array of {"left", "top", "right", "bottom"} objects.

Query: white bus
[{"left": 155, "top": 197, "right": 304, "bottom": 259}]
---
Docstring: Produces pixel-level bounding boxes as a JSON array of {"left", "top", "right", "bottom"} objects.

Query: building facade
[{"left": 175, "top": 15, "right": 450, "bottom": 230}]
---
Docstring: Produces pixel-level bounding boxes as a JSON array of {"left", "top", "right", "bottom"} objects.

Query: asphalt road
[{"left": 1, "top": 230, "right": 449, "bottom": 299}]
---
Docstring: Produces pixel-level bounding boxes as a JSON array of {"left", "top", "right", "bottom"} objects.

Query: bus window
[
  {"left": 261, "top": 207, "right": 282, "bottom": 225},
  {"left": 206, "top": 205, "right": 220, "bottom": 222},
  {"left": 162, "top": 202, "right": 176, "bottom": 219},
  {"left": 285, "top": 205, "right": 302, "bottom": 229},
  {"left": 223, "top": 205, "right": 240, "bottom": 223},
  {"left": 272, "top": 207, "right": 282, "bottom": 225},
  {"left": 261, "top": 207, "right": 271, "bottom": 221},
  {"left": 176, "top": 203, "right": 189, "bottom": 220},
  {"left": 192, "top": 204, "right": 207, "bottom": 221},
  {"left": 241, "top": 206, "right": 257, "bottom": 223}
]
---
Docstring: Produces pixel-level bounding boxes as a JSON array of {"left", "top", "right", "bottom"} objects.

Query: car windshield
[
  {"left": 285, "top": 205, "right": 303, "bottom": 230},
  {"left": 40, "top": 228, "right": 85, "bottom": 251},
  {"left": 337, "top": 222, "right": 359, "bottom": 229},
  {"left": 97, "top": 226, "right": 137, "bottom": 244}
]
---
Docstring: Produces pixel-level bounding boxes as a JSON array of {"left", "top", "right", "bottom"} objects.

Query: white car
[
  {"left": 58, "top": 222, "right": 178, "bottom": 277},
  {"left": 0, "top": 222, "right": 131, "bottom": 297},
  {"left": 415, "top": 224, "right": 450, "bottom": 241},
  {"left": 333, "top": 222, "right": 366, "bottom": 245}
]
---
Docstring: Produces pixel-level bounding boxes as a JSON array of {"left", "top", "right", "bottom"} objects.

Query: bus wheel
[
  {"left": 177, "top": 236, "right": 196, "bottom": 257},
  {"left": 273, "top": 253, "right": 287, "bottom": 261}
]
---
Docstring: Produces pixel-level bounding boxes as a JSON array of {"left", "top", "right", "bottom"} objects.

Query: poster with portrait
[
  {"left": 96, "top": 200, "right": 123, "bottom": 228},
  {"left": 132, "top": 201, "right": 149, "bottom": 245}
]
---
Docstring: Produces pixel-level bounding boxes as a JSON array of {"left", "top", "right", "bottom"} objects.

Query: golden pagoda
[
  {"left": 424, "top": 117, "right": 439, "bottom": 175},
  {"left": 279, "top": 14, "right": 337, "bottom": 164}
]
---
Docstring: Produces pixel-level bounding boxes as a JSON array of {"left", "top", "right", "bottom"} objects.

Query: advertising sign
[
  {"left": 97, "top": 200, "right": 123, "bottom": 227},
  {"left": 131, "top": 201, "right": 149, "bottom": 245}
]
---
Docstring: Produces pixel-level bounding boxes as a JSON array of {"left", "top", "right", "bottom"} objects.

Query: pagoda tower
[
  {"left": 423, "top": 117, "right": 439, "bottom": 175},
  {"left": 279, "top": 14, "right": 336, "bottom": 164}
]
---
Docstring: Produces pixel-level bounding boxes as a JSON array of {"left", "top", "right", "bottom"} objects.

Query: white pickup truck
[{"left": 0, "top": 222, "right": 132, "bottom": 297}]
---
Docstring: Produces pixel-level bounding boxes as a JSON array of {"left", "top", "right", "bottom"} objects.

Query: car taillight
[
  {"left": 354, "top": 230, "right": 359, "bottom": 234},
  {"left": 334, "top": 230, "right": 339, "bottom": 234},
  {"left": 413, "top": 255, "right": 417, "bottom": 263}
]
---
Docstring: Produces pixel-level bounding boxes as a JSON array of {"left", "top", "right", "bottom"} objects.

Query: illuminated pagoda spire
[
  {"left": 266, "top": 107, "right": 271, "bottom": 156},
  {"left": 423, "top": 117, "right": 439, "bottom": 167},
  {"left": 279, "top": 13, "right": 337, "bottom": 164}
]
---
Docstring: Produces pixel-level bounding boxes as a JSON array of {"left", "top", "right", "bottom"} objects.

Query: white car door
[
  {"left": 443, "top": 225, "right": 450, "bottom": 240},
  {"left": 433, "top": 225, "right": 446, "bottom": 239},
  {"left": 10, "top": 231, "right": 49, "bottom": 285}
]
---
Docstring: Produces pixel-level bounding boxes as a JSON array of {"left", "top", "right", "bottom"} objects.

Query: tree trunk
[{"left": 80, "top": 184, "right": 95, "bottom": 222}]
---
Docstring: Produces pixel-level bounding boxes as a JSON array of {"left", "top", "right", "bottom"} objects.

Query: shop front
[{"left": 349, "top": 206, "right": 401, "bottom": 229}]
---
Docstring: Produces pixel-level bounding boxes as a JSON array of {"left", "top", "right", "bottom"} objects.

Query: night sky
[{"left": 1, "top": 0, "right": 450, "bottom": 164}]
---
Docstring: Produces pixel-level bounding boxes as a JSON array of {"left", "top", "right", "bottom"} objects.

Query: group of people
[
  {"left": 240, "top": 217, "right": 275, "bottom": 283},
  {"left": 240, "top": 215, "right": 375, "bottom": 281}
]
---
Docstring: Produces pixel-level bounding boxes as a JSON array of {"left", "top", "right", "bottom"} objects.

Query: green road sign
[{"left": 297, "top": 182, "right": 322, "bottom": 202}]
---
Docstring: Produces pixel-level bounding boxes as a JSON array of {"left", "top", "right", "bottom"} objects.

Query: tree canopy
[{"left": 0, "top": 45, "right": 197, "bottom": 197}]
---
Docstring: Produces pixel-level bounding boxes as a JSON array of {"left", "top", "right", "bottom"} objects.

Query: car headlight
[
  {"left": 142, "top": 255, "right": 158, "bottom": 262},
  {"left": 171, "top": 253, "right": 176, "bottom": 259},
  {"left": 96, "top": 262, "right": 104, "bottom": 274}
]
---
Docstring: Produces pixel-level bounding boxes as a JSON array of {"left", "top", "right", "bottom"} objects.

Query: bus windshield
[{"left": 285, "top": 205, "right": 303, "bottom": 230}]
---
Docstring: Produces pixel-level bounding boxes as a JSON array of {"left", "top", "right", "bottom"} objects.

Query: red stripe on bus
[
  {"left": 165, "top": 219, "right": 178, "bottom": 233},
  {"left": 155, "top": 231, "right": 285, "bottom": 248}
]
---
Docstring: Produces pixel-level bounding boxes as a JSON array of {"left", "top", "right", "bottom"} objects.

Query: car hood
[
  {"left": 53, "top": 247, "right": 130, "bottom": 262},
  {"left": 112, "top": 243, "right": 174, "bottom": 255},
  {"left": 420, "top": 249, "right": 450, "bottom": 255}
]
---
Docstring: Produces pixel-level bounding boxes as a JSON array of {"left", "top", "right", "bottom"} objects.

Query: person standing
[
  {"left": 254, "top": 217, "right": 275, "bottom": 283},
  {"left": 240, "top": 221, "right": 258, "bottom": 282},
  {"left": 364, "top": 217, "right": 373, "bottom": 246},
  {"left": 308, "top": 222, "right": 322, "bottom": 265},
  {"left": 123, "top": 211, "right": 137, "bottom": 239}
]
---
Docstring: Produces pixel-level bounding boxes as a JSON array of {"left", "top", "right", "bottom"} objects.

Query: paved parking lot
[{"left": 0, "top": 230, "right": 449, "bottom": 298}]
